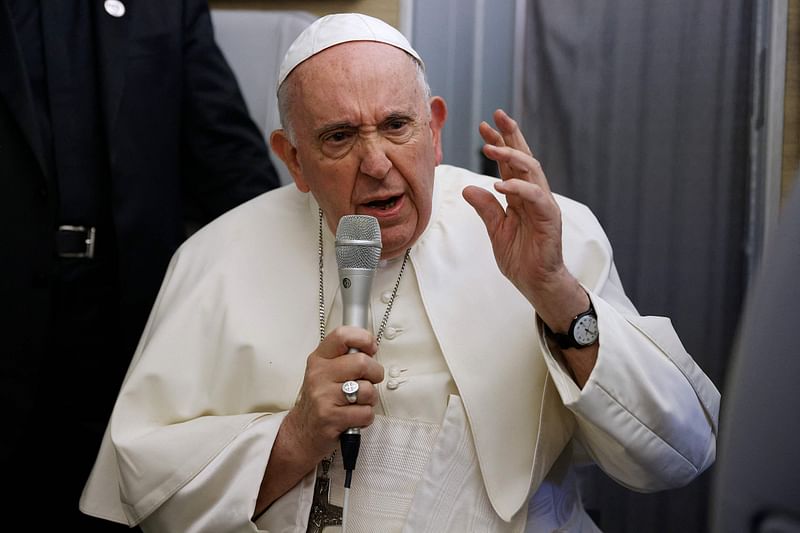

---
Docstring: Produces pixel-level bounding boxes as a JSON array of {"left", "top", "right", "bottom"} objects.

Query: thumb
[{"left": 462, "top": 185, "right": 504, "bottom": 236}]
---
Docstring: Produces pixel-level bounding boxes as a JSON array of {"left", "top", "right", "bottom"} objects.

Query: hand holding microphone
[{"left": 335, "top": 214, "right": 382, "bottom": 490}]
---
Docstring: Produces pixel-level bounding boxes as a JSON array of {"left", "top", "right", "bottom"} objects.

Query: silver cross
[{"left": 306, "top": 454, "right": 342, "bottom": 533}]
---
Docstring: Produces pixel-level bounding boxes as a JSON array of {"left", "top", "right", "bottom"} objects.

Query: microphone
[
  {"left": 336, "top": 215, "right": 382, "bottom": 338},
  {"left": 335, "top": 214, "right": 382, "bottom": 489}
]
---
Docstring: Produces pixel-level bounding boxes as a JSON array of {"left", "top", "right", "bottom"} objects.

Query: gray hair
[{"left": 277, "top": 55, "right": 431, "bottom": 146}]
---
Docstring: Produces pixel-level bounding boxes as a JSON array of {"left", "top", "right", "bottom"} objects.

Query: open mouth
[{"left": 365, "top": 195, "right": 400, "bottom": 210}]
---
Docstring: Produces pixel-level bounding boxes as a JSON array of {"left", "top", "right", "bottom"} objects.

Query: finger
[
  {"left": 462, "top": 185, "right": 505, "bottom": 237},
  {"left": 317, "top": 326, "right": 377, "bottom": 359},
  {"left": 494, "top": 179, "right": 557, "bottom": 221},
  {"left": 294, "top": 379, "right": 376, "bottom": 439},
  {"left": 302, "top": 401, "right": 375, "bottom": 440},
  {"left": 328, "top": 381, "right": 378, "bottom": 432},
  {"left": 482, "top": 144, "right": 551, "bottom": 194},
  {"left": 493, "top": 109, "right": 533, "bottom": 156},
  {"left": 479, "top": 120, "right": 506, "bottom": 148},
  {"left": 339, "top": 405, "right": 376, "bottom": 432},
  {"left": 337, "top": 380, "right": 379, "bottom": 407},
  {"left": 479, "top": 120, "right": 516, "bottom": 180},
  {"left": 328, "top": 351, "right": 385, "bottom": 385}
]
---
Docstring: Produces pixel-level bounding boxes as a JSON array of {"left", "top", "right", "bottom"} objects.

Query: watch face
[{"left": 573, "top": 315, "right": 599, "bottom": 346}]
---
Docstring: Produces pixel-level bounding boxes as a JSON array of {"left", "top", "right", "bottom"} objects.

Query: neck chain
[{"left": 317, "top": 208, "right": 410, "bottom": 344}]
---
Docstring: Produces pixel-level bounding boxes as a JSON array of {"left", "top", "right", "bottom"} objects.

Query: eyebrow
[
  {"left": 314, "top": 122, "right": 356, "bottom": 139},
  {"left": 313, "top": 109, "right": 419, "bottom": 139},
  {"left": 383, "top": 110, "right": 417, "bottom": 123}
]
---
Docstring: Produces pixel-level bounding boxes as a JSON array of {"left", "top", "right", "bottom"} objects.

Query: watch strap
[
  {"left": 544, "top": 301, "right": 597, "bottom": 350},
  {"left": 550, "top": 330, "right": 582, "bottom": 350}
]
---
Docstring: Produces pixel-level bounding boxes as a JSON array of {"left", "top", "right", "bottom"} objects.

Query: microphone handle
[
  {"left": 340, "top": 268, "right": 373, "bottom": 329},
  {"left": 337, "top": 268, "right": 373, "bottom": 481},
  {"left": 341, "top": 342, "right": 361, "bottom": 489}
]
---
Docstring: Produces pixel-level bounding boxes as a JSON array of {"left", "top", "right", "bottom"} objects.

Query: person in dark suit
[{"left": 0, "top": 0, "right": 280, "bottom": 529}]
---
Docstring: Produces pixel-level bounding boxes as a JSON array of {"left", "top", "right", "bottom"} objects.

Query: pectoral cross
[{"left": 306, "top": 453, "right": 343, "bottom": 533}]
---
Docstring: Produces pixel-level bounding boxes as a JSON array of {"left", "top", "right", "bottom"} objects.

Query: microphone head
[{"left": 336, "top": 215, "right": 382, "bottom": 270}]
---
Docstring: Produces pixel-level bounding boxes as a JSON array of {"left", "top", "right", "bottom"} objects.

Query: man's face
[{"left": 274, "top": 42, "right": 446, "bottom": 260}]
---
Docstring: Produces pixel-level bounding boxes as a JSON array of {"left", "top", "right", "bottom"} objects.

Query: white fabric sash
[
  {"left": 402, "top": 395, "right": 527, "bottom": 533},
  {"left": 259, "top": 395, "right": 527, "bottom": 532}
]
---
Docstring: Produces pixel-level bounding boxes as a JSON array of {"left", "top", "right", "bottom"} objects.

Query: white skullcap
[{"left": 276, "top": 13, "right": 423, "bottom": 93}]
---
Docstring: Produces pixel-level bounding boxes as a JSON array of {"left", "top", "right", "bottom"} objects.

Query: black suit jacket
[
  {"left": 0, "top": 0, "right": 278, "bottom": 519},
  {"left": 1, "top": 0, "right": 279, "bottom": 357}
]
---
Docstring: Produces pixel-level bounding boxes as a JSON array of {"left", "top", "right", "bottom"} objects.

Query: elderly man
[{"left": 80, "top": 13, "right": 719, "bottom": 533}]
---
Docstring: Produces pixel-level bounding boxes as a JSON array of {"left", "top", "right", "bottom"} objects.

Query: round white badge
[{"left": 104, "top": 0, "right": 126, "bottom": 18}]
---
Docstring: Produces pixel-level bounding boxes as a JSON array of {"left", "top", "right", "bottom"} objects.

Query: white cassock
[{"left": 80, "top": 165, "right": 719, "bottom": 532}]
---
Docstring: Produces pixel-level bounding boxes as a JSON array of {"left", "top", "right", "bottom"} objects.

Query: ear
[
  {"left": 269, "top": 129, "right": 310, "bottom": 192},
  {"left": 428, "top": 96, "right": 448, "bottom": 165}
]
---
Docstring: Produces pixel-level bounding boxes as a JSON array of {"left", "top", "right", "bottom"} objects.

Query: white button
[
  {"left": 380, "top": 291, "right": 393, "bottom": 304},
  {"left": 389, "top": 366, "right": 402, "bottom": 378},
  {"left": 104, "top": 0, "right": 126, "bottom": 17},
  {"left": 384, "top": 327, "right": 397, "bottom": 340},
  {"left": 386, "top": 379, "right": 399, "bottom": 390}
]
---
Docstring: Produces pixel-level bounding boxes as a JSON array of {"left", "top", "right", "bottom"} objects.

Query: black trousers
[{"left": 21, "top": 254, "right": 142, "bottom": 532}]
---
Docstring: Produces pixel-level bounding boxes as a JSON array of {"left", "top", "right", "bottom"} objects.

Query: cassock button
[
  {"left": 104, "top": 0, "right": 126, "bottom": 17},
  {"left": 384, "top": 326, "right": 397, "bottom": 340},
  {"left": 380, "top": 291, "right": 393, "bottom": 304},
  {"left": 388, "top": 366, "right": 402, "bottom": 378},
  {"left": 386, "top": 379, "right": 399, "bottom": 390}
]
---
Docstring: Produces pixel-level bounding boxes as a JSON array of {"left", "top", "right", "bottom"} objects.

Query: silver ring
[{"left": 342, "top": 380, "right": 359, "bottom": 404}]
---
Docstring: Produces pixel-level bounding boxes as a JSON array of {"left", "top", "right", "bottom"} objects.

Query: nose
[{"left": 358, "top": 137, "right": 392, "bottom": 179}]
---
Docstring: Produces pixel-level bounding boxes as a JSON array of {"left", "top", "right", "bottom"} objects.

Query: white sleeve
[
  {"left": 141, "top": 413, "right": 313, "bottom": 533},
  {"left": 538, "top": 263, "right": 719, "bottom": 492}
]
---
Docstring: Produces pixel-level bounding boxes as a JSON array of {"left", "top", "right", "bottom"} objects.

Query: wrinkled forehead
[
  {"left": 288, "top": 43, "right": 425, "bottom": 124},
  {"left": 295, "top": 41, "right": 418, "bottom": 88},
  {"left": 283, "top": 43, "right": 426, "bottom": 140}
]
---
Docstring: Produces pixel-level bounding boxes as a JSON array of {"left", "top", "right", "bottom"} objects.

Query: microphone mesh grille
[{"left": 335, "top": 215, "right": 382, "bottom": 269}]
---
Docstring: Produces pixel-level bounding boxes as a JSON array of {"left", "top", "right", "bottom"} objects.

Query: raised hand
[
  {"left": 462, "top": 109, "right": 574, "bottom": 313},
  {"left": 462, "top": 109, "right": 596, "bottom": 387}
]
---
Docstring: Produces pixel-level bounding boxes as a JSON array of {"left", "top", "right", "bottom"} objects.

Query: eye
[
  {"left": 387, "top": 119, "right": 408, "bottom": 130},
  {"left": 384, "top": 118, "right": 411, "bottom": 132},
  {"left": 381, "top": 117, "right": 415, "bottom": 142},
  {"left": 322, "top": 130, "right": 353, "bottom": 144},
  {"left": 319, "top": 128, "right": 357, "bottom": 158}
]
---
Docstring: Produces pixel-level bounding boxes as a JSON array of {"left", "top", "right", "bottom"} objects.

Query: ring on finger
[{"left": 342, "top": 380, "right": 359, "bottom": 404}]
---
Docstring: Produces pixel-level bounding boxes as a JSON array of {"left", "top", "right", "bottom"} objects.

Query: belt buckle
[{"left": 58, "top": 225, "right": 96, "bottom": 259}]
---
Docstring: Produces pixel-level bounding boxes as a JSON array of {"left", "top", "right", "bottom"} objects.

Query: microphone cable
[
  {"left": 340, "top": 430, "right": 360, "bottom": 491},
  {"left": 340, "top": 390, "right": 361, "bottom": 532}
]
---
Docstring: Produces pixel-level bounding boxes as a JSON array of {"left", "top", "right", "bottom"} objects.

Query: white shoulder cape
[{"left": 81, "top": 165, "right": 719, "bottom": 528}]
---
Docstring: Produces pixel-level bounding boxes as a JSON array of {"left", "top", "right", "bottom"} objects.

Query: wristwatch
[{"left": 547, "top": 301, "right": 599, "bottom": 349}]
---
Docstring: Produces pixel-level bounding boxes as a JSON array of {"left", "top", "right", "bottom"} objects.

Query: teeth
[{"left": 368, "top": 197, "right": 397, "bottom": 209}]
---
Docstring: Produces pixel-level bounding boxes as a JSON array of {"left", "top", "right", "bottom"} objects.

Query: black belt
[{"left": 56, "top": 225, "right": 96, "bottom": 258}]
